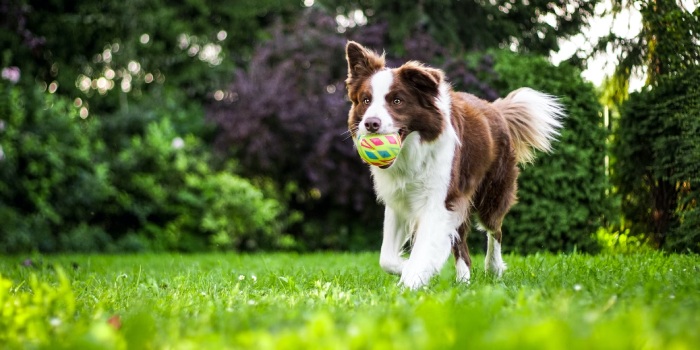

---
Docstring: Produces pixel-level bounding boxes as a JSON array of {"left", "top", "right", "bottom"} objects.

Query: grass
[{"left": 1, "top": 252, "right": 699, "bottom": 349}]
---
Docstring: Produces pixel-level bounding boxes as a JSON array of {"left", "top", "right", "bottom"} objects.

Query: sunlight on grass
[
  {"left": 1, "top": 252, "right": 698, "bottom": 349},
  {"left": 595, "top": 226, "right": 653, "bottom": 254}
]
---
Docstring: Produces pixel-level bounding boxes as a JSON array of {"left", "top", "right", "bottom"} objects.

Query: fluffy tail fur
[{"left": 492, "top": 88, "right": 565, "bottom": 163}]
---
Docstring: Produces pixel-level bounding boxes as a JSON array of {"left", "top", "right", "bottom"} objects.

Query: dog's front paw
[
  {"left": 485, "top": 259, "right": 507, "bottom": 278},
  {"left": 399, "top": 272, "right": 428, "bottom": 290},
  {"left": 399, "top": 264, "right": 432, "bottom": 290},
  {"left": 455, "top": 259, "right": 471, "bottom": 284}
]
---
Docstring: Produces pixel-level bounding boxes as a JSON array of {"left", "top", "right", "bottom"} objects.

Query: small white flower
[
  {"left": 238, "top": 274, "right": 245, "bottom": 281},
  {"left": 251, "top": 274, "right": 257, "bottom": 282},
  {"left": 669, "top": 294, "right": 675, "bottom": 299},
  {"left": 573, "top": 284, "right": 583, "bottom": 291},
  {"left": 247, "top": 299, "right": 256, "bottom": 305},
  {"left": 50, "top": 317, "right": 61, "bottom": 327},
  {"left": 171, "top": 137, "right": 185, "bottom": 150}
]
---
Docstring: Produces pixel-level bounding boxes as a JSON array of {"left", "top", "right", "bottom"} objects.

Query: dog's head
[{"left": 345, "top": 41, "right": 446, "bottom": 143}]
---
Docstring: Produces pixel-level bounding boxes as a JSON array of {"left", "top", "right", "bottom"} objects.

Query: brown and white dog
[{"left": 345, "top": 41, "right": 564, "bottom": 289}]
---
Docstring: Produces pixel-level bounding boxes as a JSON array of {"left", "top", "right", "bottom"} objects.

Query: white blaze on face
[{"left": 360, "top": 69, "right": 395, "bottom": 135}]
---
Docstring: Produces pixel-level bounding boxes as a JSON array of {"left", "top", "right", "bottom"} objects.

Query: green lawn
[{"left": 1, "top": 252, "right": 698, "bottom": 349}]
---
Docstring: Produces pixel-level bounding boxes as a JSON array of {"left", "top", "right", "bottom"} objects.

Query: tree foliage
[
  {"left": 0, "top": 0, "right": 300, "bottom": 113},
  {"left": 613, "top": 67, "right": 700, "bottom": 252},
  {"left": 597, "top": 0, "right": 700, "bottom": 253},
  {"left": 596, "top": 0, "right": 700, "bottom": 103},
  {"left": 317, "top": 0, "right": 599, "bottom": 55}
]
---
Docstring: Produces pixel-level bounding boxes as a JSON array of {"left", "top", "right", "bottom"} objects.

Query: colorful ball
[{"left": 355, "top": 133, "right": 403, "bottom": 167}]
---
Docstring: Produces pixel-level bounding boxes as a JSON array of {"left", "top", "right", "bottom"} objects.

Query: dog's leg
[
  {"left": 399, "top": 207, "right": 453, "bottom": 289},
  {"left": 478, "top": 199, "right": 510, "bottom": 278},
  {"left": 379, "top": 206, "right": 407, "bottom": 275},
  {"left": 452, "top": 223, "right": 471, "bottom": 283},
  {"left": 484, "top": 229, "right": 507, "bottom": 277},
  {"left": 474, "top": 157, "right": 517, "bottom": 278}
]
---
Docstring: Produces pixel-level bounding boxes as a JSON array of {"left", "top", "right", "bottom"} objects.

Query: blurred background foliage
[
  {"left": 0, "top": 0, "right": 697, "bottom": 253},
  {"left": 612, "top": 67, "right": 700, "bottom": 253},
  {"left": 318, "top": 0, "right": 597, "bottom": 55}
]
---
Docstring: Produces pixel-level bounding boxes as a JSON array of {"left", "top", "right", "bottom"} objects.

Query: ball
[{"left": 355, "top": 133, "right": 403, "bottom": 167}]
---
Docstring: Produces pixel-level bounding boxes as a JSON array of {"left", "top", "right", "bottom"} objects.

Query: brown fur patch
[
  {"left": 452, "top": 224, "right": 472, "bottom": 268},
  {"left": 345, "top": 41, "right": 385, "bottom": 101},
  {"left": 390, "top": 65, "right": 445, "bottom": 142},
  {"left": 445, "top": 92, "right": 497, "bottom": 209},
  {"left": 345, "top": 41, "right": 386, "bottom": 138}
]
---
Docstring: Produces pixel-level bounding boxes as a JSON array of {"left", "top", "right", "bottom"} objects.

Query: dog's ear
[
  {"left": 398, "top": 63, "right": 443, "bottom": 96},
  {"left": 346, "top": 41, "right": 385, "bottom": 79}
]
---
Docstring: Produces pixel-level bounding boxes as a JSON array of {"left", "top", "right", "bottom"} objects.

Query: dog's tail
[{"left": 492, "top": 88, "right": 565, "bottom": 164}]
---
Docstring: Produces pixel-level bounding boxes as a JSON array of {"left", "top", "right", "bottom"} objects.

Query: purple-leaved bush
[{"left": 207, "top": 8, "right": 497, "bottom": 249}]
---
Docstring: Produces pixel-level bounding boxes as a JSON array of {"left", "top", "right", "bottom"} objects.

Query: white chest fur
[{"left": 370, "top": 130, "right": 457, "bottom": 220}]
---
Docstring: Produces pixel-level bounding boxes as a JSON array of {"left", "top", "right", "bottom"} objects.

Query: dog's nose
[{"left": 364, "top": 117, "right": 381, "bottom": 133}]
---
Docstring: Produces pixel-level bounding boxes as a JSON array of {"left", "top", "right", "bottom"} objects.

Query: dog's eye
[
  {"left": 393, "top": 98, "right": 402, "bottom": 105},
  {"left": 362, "top": 97, "right": 371, "bottom": 105}
]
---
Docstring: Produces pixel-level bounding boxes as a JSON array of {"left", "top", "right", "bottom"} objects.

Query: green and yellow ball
[{"left": 355, "top": 133, "right": 403, "bottom": 168}]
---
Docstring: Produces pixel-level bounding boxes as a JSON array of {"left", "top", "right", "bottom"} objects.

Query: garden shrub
[
  {"left": 613, "top": 67, "right": 700, "bottom": 252},
  {"left": 0, "top": 80, "right": 288, "bottom": 253},
  {"left": 113, "top": 116, "right": 286, "bottom": 251},
  {"left": 93, "top": 97, "right": 290, "bottom": 252},
  {"left": 0, "top": 80, "right": 114, "bottom": 252},
  {"left": 470, "top": 50, "right": 610, "bottom": 253}
]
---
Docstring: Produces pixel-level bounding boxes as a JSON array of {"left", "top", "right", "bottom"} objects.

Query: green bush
[
  {"left": 0, "top": 81, "right": 289, "bottom": 253},
  {"left": 470, "top": 51, "right": 610, "bottom": 253},
  {"left": 108, "top": 115, "right": 287, "bottom": 251},
  {"left": 613, "top": 67, "right": 700, "bottom": 252},
  {"left": 0, "top": 80, "right": 114, "bottom": 252}
]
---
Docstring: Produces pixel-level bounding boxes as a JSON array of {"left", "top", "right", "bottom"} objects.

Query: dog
[{"left": 344, "top": 41, "right": 564, "bottom": 289}]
